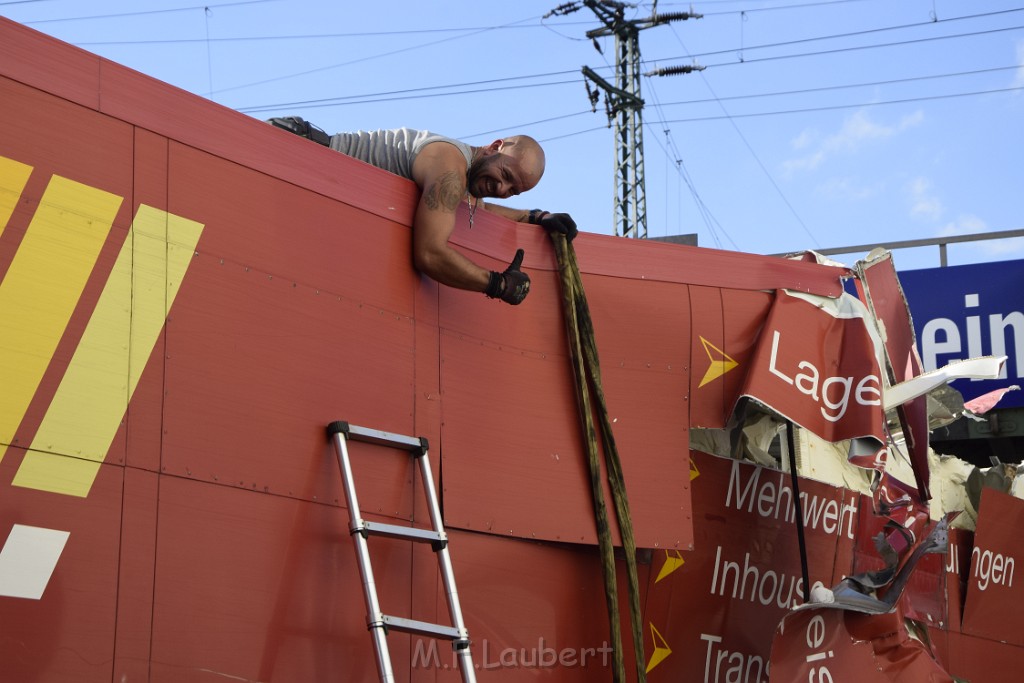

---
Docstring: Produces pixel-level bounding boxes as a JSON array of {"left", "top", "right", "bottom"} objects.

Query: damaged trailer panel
[{"left": 2, "top": 16, "right": 1024, "bottom": 683}]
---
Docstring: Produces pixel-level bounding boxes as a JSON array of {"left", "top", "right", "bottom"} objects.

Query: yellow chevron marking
[
  {"left": 655, "top": 549, "right": 685, "bottom": 583},
  {"left": 0, "top": 176, "right": 122, "bottom": 465},
  {"left": 14, "top": 205, "right": 204, "bottom": 497},
  {"left": 690, "top": 459, "right": 700, "bottom": 481},
  {"left": 698, "top": 336, "right": 739, "bottom": 388},
  {"left": 645, "top": 622, "right": 672, "bottom": 673},
  {"left": 0, "top": 156, "right": 33, "bottom": 237}
]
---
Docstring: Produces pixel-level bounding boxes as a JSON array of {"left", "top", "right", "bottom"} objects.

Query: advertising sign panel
[{"left": 899, "top": 260, "right": 1024, "bottom": 408}]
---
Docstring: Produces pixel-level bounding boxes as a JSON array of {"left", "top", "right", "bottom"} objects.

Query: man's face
[{"left": 466, "top": 150, "right": 536, "bottom": 200}]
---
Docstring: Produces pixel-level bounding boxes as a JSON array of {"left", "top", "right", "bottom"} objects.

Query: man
[{"left": 267, "top": 117, "right": 576, "bottom": 305}]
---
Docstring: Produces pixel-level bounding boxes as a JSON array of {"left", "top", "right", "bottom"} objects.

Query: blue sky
[{"left": 3, "top": 0, "right": 1023, "bottom": 271}]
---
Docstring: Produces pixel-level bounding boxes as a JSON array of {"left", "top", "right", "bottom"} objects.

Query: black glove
[
  {"left": 529, "top": 210, "right": 578, "bottom": 241},
  {"left": 484, "top": 249, "right": 530, "bottom": 305}
]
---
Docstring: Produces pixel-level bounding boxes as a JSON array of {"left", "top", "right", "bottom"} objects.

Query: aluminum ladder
[{"left": 326, "top": 421, "right": 477, "bottom": 683}]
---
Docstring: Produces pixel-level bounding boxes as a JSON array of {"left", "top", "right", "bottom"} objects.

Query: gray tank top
[{"left": 328, "top": 128, "right": 473, "bottom": 180}]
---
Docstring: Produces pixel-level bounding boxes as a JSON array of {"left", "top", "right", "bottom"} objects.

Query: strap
[{"left": 551, "top": 233, "right": 646, "bottom": 683}]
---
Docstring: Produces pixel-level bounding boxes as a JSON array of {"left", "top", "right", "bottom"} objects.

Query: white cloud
[
  {"left": 938, "top": 215, "right": 1024, "bottom": 258},
  {"left": 783, "top": 149, "right": 826, "bottom": 174},
  {"left": 979, "top": 238, "right": 1024, "bottom": 257},
  {"left": 790, "top": 129, "right": 817, "bottom": 150},
  {"left": 816, "top": 176, "right": 879, "bottom": 201},
  {"left": 937, "top": 214, "right": 987, "bottom": 237},
  {"left": 782, "top": 109, "right": 924, "bottom": 175},
  {"left": 897, "top": 110, "right": 925, "bottom": 129},
  {"left": 908, "top": 177, "right": 944, "bottom": 221}
]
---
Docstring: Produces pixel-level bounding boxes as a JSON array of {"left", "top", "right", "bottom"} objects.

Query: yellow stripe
[
  {"left": 15, "top": 205, "right": 204, "bottom": 497},
  {"left": 0, "top": 176, "right": 122, "bottom": 465},
  {"left": 0, "top": 156, "right": 33, "bottom": 237}
]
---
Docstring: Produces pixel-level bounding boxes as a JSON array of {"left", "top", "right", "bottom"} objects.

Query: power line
[
  {"left": 540, "top": 125, "right": 637, "bottom": 142},
  {"left": 653, "top": 84, "right": 1024, "bottom": 124},
  {"left": 452, "top": 75, "right": 1024, "bottom": 141},
  {"left": 642, "top": 82, "right": 738, "bottom": 249},
  {"left": 630, "top": 63, "right": 1015, "bottom": 245},
  {"left": 7, "top": 0, "right": 276, "bottom": 23},
  {"left": 230, "top": 12, "right": 1023, "bottom": 111},
  {"left": 213, "top": 15, "right": 541, "bottom": 96},
  {"left": 27, "top": 3, "right": 1021, "bottom": 107},
  {"left": 532, "top": 78, "right": 1023, "bottom": 141},
  {"left": 652, "top": 64, "right": 1022, "bottom": 107},
  {"left": 655, "top": 11, "right": 1024, "bottom": 66},
  {"left": 458, "top": 110, "right": 597, "bottom": 140},
  {"left": 73, "top": 22, "right": 598, "bottom": 45},
  {"left": 696, "top": 23, "right": 1024, "bottom": 69},
  {"left": 240, "top": 60, "right": 1020, "bottom": 117},
  {"left": 238, "top": 74, "right": 582, "bottom": 113},
  {"left": 704, "top": 0, "right": 883, "bottom": 15},
  {"left": 660, "top": 27, "right": 819, "bottom": 248},
  {"left": 651, "top": 0, "right": 916, "bottom": 17}
]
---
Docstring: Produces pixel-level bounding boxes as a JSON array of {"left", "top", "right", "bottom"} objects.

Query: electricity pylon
[{"left": 549, "top": 1, "right": 701, "bottom": 239}]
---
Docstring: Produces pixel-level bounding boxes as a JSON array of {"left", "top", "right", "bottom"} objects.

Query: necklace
[
  {"left": 467, "top": 193, "right": 477, "bottom": 229},
  {"left": 466, "top": 147, "right": 481, "bottom": 229}
]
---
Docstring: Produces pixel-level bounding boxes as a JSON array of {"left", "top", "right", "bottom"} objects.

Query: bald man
[{"left": 268, "top": 118, "right": 577, "bottom": 305}]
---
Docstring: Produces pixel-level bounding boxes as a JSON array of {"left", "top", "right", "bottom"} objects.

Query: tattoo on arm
[{"left": 423, "top": 171, "right": 465, "bottom": 212}]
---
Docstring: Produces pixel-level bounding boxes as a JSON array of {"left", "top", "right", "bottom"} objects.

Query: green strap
[{"left": 552, "top": 234, "right": 646, "bottom": 683}]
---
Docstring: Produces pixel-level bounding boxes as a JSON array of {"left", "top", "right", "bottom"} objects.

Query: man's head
[{"left": 467, "top": 135, "right": 546, "bottom": 199}]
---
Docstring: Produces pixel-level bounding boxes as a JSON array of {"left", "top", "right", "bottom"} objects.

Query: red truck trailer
[{"left": 2, "top": 16, "right": 1022, "bottom": 682}]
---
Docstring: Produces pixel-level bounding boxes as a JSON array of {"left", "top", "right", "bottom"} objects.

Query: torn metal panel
[
  {"left": 960, "top": 488, "right": 1024, "bottom": 647},
  {"left": 964, "top": 385, "right": 1021, "bottom": 416},
  {"left": 789, "top": 428, "right": 874, "bottom": 492},
  {"left": 930, "top": 453, "right": 978, "bottom": 530},
  {"left": 737, "top": 289, "right": 887, "bottom": 449},
  {"left": 855, "top": 250, "right": 932, "bottom": 502},
  {"left": 769, "top": 605, "right": 955, "bottom": 681},
  {"left": 884, "top": 356, "right": 1007, "bottom": 410}
]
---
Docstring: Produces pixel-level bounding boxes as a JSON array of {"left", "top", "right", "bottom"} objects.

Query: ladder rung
[
  {"left": 329, "top": 419, "right": 476, "bottom": 682},
  {"left": 359, "top": 521, "right": 447, "bottom": 549},
  {"left": 328, "top": 421, "right": 425, "bottom": 453},
  {"left": 381, "top": 615, "right": 464, "bottom": 641}
]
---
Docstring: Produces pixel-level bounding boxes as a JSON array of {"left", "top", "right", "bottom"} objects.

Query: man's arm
[
  {"left": 407, "top": 143, "right": 533, "bottom": 305},
  {"left": 482, "top": 202, "right": 578, "bottom": 241},
  {"left": 409, "top": 145, "right": 491, "bottom": 291}
]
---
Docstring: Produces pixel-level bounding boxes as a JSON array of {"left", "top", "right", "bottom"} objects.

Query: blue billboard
[{"left": 898, "top": 259, "right": 1024, "bottom": 409}]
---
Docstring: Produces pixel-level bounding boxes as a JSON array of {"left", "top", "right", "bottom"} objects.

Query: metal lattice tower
[
  {"left": 561, "top": 1, "right": 701, "bottom": 239},
  {"left": 615, "top": 25, "right": 646, "bottom": 240},
  {"left": 584, "top": 4, "right": 646, "bottom": 239}
]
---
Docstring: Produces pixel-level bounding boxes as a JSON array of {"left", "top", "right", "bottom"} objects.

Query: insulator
[
  {"left": 651, "top": 11, "right": 702, "bottom": 24},
  {"left": 645, "top": 63, "right": 705, "bottom": 77}
]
